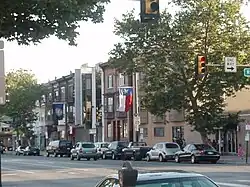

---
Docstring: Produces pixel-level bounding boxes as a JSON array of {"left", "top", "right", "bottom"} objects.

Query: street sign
[
  {"left": 244, "top": 68, "right": 250, "bottom": 77},
  {"left": 225, "top": 57, "right": 237, "bottom": 73}
]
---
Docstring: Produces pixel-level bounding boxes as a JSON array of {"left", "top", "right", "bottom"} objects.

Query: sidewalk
[{"left": 220, "top": 155, "right": 250, "bottom": 165}]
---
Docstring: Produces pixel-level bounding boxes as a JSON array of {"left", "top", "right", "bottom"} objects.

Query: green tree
[
  {"left": 0, "top": 0, "right": 110, "bottom": 45},
  {"left": 109, "top": 1, "right": 250, "bottom": 142},
  {"left": 3, "top": 69, "right": 44, "bottom": 144}
]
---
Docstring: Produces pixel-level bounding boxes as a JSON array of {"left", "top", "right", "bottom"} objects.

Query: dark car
[
  {"left": 23, "top": 146, "right": 40, "bottom": 156},
  {"left": 102, "top": 141, "right": 129, "bottom": 160},
  {"left": 174, "top": 143, "right": 220, "bottom": 164},
  {"left": 123, "top": 142, "right": 152, "bottom": 161},
  {"left": 46, "top": 140, "right": 72, "bottom": 157},
  {"left": 95, "top": 170, "right": 219, "bottom": 187}
]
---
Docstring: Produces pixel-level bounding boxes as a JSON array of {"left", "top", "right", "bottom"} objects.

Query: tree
[
  {"left": 3, "top": 69, "right": 44, "bottom": 145},
  {"left": 0, "top": 0, "right": 110, "bottom": 45},
  {"left": 109, "top": 1, "right": 250, "bottom": 142}
]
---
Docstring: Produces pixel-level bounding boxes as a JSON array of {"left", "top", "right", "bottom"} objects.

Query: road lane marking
[
  {"left": 236, "top": 180, "right": 250, "bottom": 182},
  {"left": 216, "top": 182, "right": 250, "bottom": 187},
  {"left": 2, "top": 173, "right": 17, "bottom": 176},
  {"left": 10, "top": 161, "right": 72, "bottom": 169},
  {"left": 2, "top": 167, "right": 34, "bottom": 174}
]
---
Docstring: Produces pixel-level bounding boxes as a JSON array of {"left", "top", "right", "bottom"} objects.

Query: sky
[{"left": 3, "top": 0, "right": 250, "bottom": 83}]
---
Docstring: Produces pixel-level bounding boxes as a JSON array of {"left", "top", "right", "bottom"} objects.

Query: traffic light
[
  {"left": 197, "top": 55, "right": 207, "bottom": 76},
  {"left": 140, "top": 0, "right": 160, "bottom": 23}
]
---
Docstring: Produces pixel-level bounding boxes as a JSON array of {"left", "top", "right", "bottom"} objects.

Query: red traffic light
[{"left": 200, "top": 56, "right": 205, "bottom": 62}]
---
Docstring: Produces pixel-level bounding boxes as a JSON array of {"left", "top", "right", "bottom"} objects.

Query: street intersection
[{"left": 1, "top": 154, "right": 250, "bottom": 187}]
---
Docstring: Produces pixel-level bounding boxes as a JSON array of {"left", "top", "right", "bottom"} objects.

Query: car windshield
[
  {"left": 136, "top": 176, "right": 218, "bottom": 187},
  {"left": 118, "top": 142, "right": 129, "bottom": 147},
  {"left": 165, "top": 143, "right": 179, "bottom": 149},
  {"left": 101, "top": 143, "right": 109, "bottom": 148},
  {"left": 60, "top": 141, "right": 72, "bottom": 147},
  {"left": 195, "top": 144, "right": 214, "bottom": 150},
  {"left": 82, "top": 143, "right": 95, "bottom": 148},
  {"left": 134, "top": 142, "right": 147, "bottom": 146}
]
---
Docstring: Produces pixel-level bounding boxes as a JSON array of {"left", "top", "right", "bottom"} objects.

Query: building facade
[
  {"left": 100, "top": 62, "right": 200, "bottom": 146},
  {"left": 35, "top": 65, "right": 102, "bottom": 145}
]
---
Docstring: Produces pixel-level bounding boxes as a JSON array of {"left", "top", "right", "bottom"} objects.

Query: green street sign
[{"left": 244, "top": 68, "right": 250, "bottom": 77}]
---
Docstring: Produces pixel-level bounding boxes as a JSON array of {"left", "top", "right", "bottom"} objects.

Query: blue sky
[{"left": 3, "top": 0, "right": 250, "bottom": 83}]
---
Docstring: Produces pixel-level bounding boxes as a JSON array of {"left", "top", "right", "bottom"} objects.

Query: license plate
[
  {"left": 67, "top": 148, "right": 70, "bottom": 150},
  {"left": 208, "top": 152, "right": 213, "bottom": 155},
  {"left": 86, "top": 152, "right": 91, "bottom": 153}
]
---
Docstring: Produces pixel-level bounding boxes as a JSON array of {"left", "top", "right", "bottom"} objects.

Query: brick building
[
  {"left": 100, "top": 62, "right": 250, "bottom": 151},
  {"left": 39, "top": 65, "right": 102, "bottom": 145}
]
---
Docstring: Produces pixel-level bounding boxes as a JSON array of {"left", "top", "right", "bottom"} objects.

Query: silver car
[
  {"left": 70, "top": 142, "right": 98, "bottom": 161},
  {"left": 146, "top": 142, "right": 181, "bottom": 162}
]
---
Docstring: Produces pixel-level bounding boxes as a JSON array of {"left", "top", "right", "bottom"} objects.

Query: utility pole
[
  {"left": 0, "top": 40, "right": 5, "bottom": 187},
  {"left": 91, "top": 67, "right": 97, "bottom": 142}
]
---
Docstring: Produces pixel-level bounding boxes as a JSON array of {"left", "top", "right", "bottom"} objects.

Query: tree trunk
[{"left": 200, "top": 132, "right": 209, "bottom": 144}]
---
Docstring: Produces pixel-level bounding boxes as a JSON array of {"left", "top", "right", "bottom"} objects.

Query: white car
[
  {"left": 94, "top": 142, "right": 109, "bottom": 158},
  {"left": 146, "top": 142, "right": 181, "bottom": 162}
]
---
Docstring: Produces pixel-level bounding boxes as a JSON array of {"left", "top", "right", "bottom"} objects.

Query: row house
[
  {"left": 100, "top": 62, "right": 212, "bottom": 146},
  {"left": 39, "top": 66, "right": 102, "bottom": 145}
]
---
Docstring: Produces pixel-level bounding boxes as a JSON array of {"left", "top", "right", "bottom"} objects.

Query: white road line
[
  {"left": 2, "top": 167, "right": 34, "bottom": 174},
  {"left": 236, "top": 180, "right": 250, "bottom": 182},
  {"left": 2, "top": 173, "right": 17, "bottom": 176},
  {"left": 11, "top": 161, "right": 71, "bottom": 169},
  {"left": 216, "top": 182, "right": 250, "bottom": 187}
]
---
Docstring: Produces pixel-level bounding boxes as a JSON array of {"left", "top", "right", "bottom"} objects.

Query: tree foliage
[
  {"left": 0, "top": 0, "right": 110, "bottom": 45},
  {"left": 3, "top": 69, "right": 44, "bottom": 139},
  {"left": 109, "top": 0, "right": 250, "bottom": 141}
]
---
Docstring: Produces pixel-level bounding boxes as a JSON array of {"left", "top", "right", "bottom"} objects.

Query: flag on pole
[{"left": 118, "top": 87, "right": 133, "bottom": 112}]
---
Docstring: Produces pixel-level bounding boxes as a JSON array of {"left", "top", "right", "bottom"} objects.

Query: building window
[
  {"left": 61, "top": 87, "right": 65, "bottom": 101},
  {"left": 172, "top": 126, "right": 184, "bottom": 140},
  {"left": 86, "top": 78, "right": 91, "bottom": 90},
  {"left": 108, "top": 97, "right": 113, "bottom": 112},
  {"left": 154, "top": 127, "right": 164, "bottom": 137},
  {"left": 123, "top": 120, "right": 128, "bottom": 138},
  {"left": 108, "top": 75, "right": 113, "bottom": 88},
  {"left": 143, "top": 128, "right": 148, "bottom": 137},
  {"left": 104, "top": 97, "right": 108, "bottom": 112},
  {"left": 107, "top": 123, "right": 112, "bottom": 138},
  {"left": 118, "top": 73, "right": 125, "bottom": 86}
]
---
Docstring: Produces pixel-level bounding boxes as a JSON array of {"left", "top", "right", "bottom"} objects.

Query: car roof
[
  {"left": 106, "top": 171, "right": 205, "bottom": 181},
  {"left": 157, "top": 142, "right": 178, "bottom": 144},
  {"left": 78, "top": 142, "right": 94, "bottom": 144}
]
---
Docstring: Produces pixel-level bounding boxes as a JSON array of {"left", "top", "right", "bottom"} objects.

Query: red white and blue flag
[{"left": 118, "top": 87, "right": 133, "bottom": 112}]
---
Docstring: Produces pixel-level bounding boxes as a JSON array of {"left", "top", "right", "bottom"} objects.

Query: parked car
[
  {"left": 94, "top": 142, "right": 109, "bottom": 158},
  {"left": 15, "top": 146, "right": 26, "bottom": 155},
  {"left": 146, "top": 142, "right": 181, "bottom": 162},
  {"left": 95, "top": 170, "right": 219, "bottom": 187},
  {"left": 23, "top": 146, "right": 40, "bottom": 156},
  {"left": 70, "top": 142, "right": 98, "bottom": 161},
  {"left": 122, "top": 142, "right": 152, "bottom": 161},
  {"left": 46, "top": 140, "right": 72, "bottom": 157},
  {"left": 174, "top": 143, "right": 220, "bottom": 164},
  {"left": 102, "top": 141, "right": 129, "bottom": 160}
]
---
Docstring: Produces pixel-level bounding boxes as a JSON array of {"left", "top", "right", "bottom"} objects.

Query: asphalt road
[{"left": 1, "top": 154, "right": 250, "bottom": 187}]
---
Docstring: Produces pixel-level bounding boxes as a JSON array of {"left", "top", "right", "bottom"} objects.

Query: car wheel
[
  {"left": 159, "top": 154, "right": 164, "bottom": 162},
  {"left": 146, "top": 155, "right": 151, "bottom": 162},
  {"left": 76, "top": 154, "right": 81, "bottom": 161},
  {"left": 175, "top": 155, "right": 180, "bottom": 163},
  {"left": 112, "top": 153, "right": 116, "bottom": 160},
  {"left": 54, "top": 152, "right": 57, "bottom": 157},
  {"left": 70, "top": 154, "right": 74, "bottom": 160},
  {"left": 191, "top": 155, "right": 196, "bottom": 164},
  {"left": 46, "top": 152, "right": 50, "bottom": 157},
  {"left": 87, "top": 158, "right": 90, "bottom": 161},
  {"left": 93, "top": 157, "right": 97, "bottom": 161}
]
